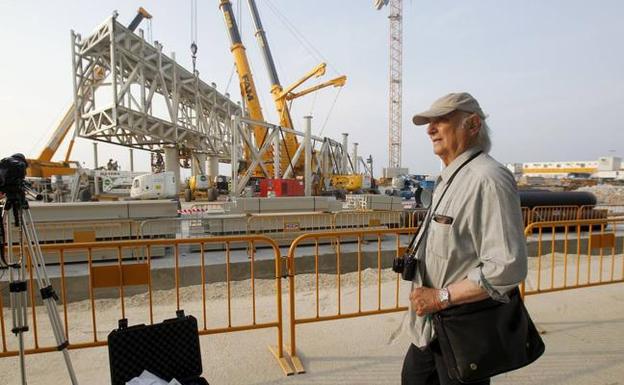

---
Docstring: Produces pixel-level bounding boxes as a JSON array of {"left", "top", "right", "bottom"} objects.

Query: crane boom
[
  {"left": 246, "top": 0, "right": 295, "bottom": 130},
  {"left": 245, "top": 0, "right": 347, "bottom": 176},
  {"left": 218, "top": 0, "right": 276, "bottom": 177}
]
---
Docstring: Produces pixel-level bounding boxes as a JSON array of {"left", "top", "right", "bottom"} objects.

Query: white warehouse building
[{"left": 506, "top": 156, "right": 624, "bottom": 180}]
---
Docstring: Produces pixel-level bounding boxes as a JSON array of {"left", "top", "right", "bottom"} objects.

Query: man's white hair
[{"left": 459, "top": 112, "right": 491, "bottom": 153}]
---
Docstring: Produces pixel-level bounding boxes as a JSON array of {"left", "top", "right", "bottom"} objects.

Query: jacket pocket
[{"left": 427, "top": 220, "right": 452, "bottom": 259}]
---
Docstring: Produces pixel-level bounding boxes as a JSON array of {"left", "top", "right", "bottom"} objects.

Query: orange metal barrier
[
  {"left": 523, "top": 204, "right": 620, "bottom": 227},
  {"left": 0, "top": 235, "right": 292, "bottom": 374},
  {"left": 406, "top": 209, "right": 428, "bottom": 228},
  {"left": 521, "top": 207, "right": 531, "bottom": 228},
  {"left": 530, "top": 205, "right": 580, "bottom": 224},
  {"left": 579, "top": 204, "right": 624, "bottom": 220},
  {"left": 333, "top": 210, "right": 403, "bottom": 230},
  {"left": 285, "top": 227, "right": 416, "bottom": 373},
  {"left": 247, "top": 212, "right": 335, "bottom": 240},
  {"left": 522, "top": 218, "right": 623, "bottom": 296}
]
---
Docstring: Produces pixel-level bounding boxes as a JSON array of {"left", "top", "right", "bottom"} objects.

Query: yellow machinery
[
  {"left": 184, "top": 174, "right": 218, "bottom": 202},
  {"left": 219, "top": 0, "right": 346, "bottom": 179},
  {"left": 27, "top": 8, "right": 152, "bottom": 178},
  {"left": 330, "top": 174, "right": 363, "bottom": 192}
]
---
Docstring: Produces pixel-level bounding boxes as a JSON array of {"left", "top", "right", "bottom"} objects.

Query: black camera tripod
[{"left": 1, "top": 190, "right": 78, "bottom": 384}]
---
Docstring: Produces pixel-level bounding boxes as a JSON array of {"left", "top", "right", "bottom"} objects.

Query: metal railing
[
  {"left": 406, "top": 208, "right": 429, "bottom": 228},
  {"left": 139, "top": 210, "right": 408, "bottom": 241},
  {"left": 522, "top": 218, "right": 623, "bottom": 296},
  {"left": 530, "top": 205, "right": 580, "bottom": 224},
  {"left": 579, "top": 204, "right": 624, "bottom": 220},
  {"left": 247, "top": 212, "right": 335, "bottom": 242},
  {"left": 285, "top": 227, "right": 416, "bottom": 373},
  {"left": 0, "top": 235, "right": 292, "bottom": 373},
  {"left": 333, "top": 210, "right": 403, "bottom": 230},
  {"left": 3, "top": 212, "right": 623, "bottom": 377}
]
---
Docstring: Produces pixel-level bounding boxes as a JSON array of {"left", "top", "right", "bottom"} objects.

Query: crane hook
[{"left": 191, "top": 42, "right": 198, "bottom": 74}]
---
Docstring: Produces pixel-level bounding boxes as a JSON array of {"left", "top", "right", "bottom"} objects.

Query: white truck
[{"left": 130, "top": 172, "right": 178, "bottom": 200}]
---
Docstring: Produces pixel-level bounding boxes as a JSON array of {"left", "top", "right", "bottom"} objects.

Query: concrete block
[
  {"left": 259, "top": 197, "right": 315, "bottom": 213},
  {"left": 29, "top": 201, "right": 127, "bottom": 222},
  {"left": 127, "top": 200, "right": 179, "bottom": 219}
]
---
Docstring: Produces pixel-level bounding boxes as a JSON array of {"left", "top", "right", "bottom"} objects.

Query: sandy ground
[{"left": 0, "top": 264, "right": 623, "bottom": 385}]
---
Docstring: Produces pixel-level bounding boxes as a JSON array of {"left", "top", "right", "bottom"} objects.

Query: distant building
[{"left": 506, "top": 156, "right": 624, "bottom": 180}]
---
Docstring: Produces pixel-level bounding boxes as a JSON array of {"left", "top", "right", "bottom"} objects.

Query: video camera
[{"left": 0, "top": 153, "right": 28, "bottom": 196}]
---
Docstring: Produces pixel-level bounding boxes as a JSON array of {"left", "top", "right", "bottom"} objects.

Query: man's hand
[{"left": 410, "top": 287, "right": 446, "bottom": 316}]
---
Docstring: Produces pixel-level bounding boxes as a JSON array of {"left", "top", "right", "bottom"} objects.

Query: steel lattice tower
[{"left": 388, "top": 0, "right": 403, "bottom": 169}]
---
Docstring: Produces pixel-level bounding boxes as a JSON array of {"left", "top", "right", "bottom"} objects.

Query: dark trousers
[{"left": 401, "top": 341, "right": 490, "bottom": 385}]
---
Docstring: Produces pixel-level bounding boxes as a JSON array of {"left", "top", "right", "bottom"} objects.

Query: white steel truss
[
  {"left": 71, "top": 15, "right": 242, "bottom": 158},
  {"left": 230, "top": 117, "right": 354, "bottom": 197}
]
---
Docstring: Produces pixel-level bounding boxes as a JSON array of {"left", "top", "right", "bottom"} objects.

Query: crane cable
[
  {"left": 318, "top": 87, "right": 342, "bottom": 137},
  {"left": 263, "top": 0, "right": 343, "bottom": 135},
  {"left": 225, "top": 0, "right": 243, "bottom": 95},
  {"left": 264, "top": 0, "right": 340, "bottom": 75}
]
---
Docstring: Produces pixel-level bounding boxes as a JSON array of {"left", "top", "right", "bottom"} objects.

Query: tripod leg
[
  {"left": 3, "top": 207, "right": 29, "bottom": 385},
  {"left": 21, "top": 209, "right": 78, "bottom": 385}
]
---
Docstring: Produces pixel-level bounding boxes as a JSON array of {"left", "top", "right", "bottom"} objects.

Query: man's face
[{"left": 426, "top": 111, "right": 473, "bottom": 166}]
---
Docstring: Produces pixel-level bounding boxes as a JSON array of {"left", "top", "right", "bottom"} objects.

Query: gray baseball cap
[{"left": 412, "top": 92, "right": 485, "bottom": 125}]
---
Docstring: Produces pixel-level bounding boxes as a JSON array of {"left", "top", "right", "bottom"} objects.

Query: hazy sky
[{"left": 1, "top": 0, "right": 622, "bottom": 175}]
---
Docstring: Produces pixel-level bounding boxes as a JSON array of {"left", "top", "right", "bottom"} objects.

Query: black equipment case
[{"left": 107, "top": 310, "right": 209, "bottom": 385}]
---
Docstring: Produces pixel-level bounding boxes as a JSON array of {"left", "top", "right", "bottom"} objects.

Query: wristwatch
[{"left": 438, "top": 288, "right": 451, "bottom": 307}]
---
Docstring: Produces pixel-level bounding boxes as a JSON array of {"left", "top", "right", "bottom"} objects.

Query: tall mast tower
[{"left": 376, "top": 0, "right": 403, "bottom": 174}]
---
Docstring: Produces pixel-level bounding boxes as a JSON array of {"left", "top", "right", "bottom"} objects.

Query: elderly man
[{"left": 401, "top": 92, "right": 528, "bottom": 385}]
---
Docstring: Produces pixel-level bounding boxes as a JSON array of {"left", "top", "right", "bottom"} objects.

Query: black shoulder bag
[{"left": 433, "top": 288, "right": 545, "bottom": 383}]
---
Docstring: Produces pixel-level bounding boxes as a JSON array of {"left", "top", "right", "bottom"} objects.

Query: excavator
[
  {"left": 218, "top": 0, "right": 346, "bottom": 181},
  {"left": 27, "top": 8, "right": 152, "bottom": 178}
]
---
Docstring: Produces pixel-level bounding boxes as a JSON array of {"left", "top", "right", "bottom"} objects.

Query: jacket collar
[{"left": 438, "top": 146, "right": 483, "bottom": 184}]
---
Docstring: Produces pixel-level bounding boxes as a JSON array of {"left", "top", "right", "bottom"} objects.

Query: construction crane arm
[
  {"left": 219, "top": 0, "right": 274, "bottom": 177},
  {"left": 275, "top": 63, "right": 327, "bottom": 100},
  {"left": 284, "top": 75, "right": 346, "bottom": 101},
  {"left": 127, "top": 7, "right": 152, "bottom": 32}
]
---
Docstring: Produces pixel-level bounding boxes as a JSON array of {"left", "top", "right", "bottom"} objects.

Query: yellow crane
[
  {"left": 219, "top": 0, "right": 346, "bottom": 178},
  {"left": 27, "top": 8, "right": 152, "bottom": 178}
]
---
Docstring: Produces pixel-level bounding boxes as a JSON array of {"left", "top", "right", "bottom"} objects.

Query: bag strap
[{"left": 405, "top": 150, "right": 483, "bottom": 257}]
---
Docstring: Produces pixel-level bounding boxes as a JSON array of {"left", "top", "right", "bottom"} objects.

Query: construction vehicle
[
  {"left": 27, "top": 8, "right": 152, "bottom": 178},
  {"left": 218, "top": 0, "right": 346, "bottom": 181},
  {"left": 330, "top": 174, "right": 364, "bottom": 193},
  {"left": 183, "top": 175, "right": 218, "bottom": 202},
  {"left": 130, "top": 172, "right": 177, "bottom": 200}
]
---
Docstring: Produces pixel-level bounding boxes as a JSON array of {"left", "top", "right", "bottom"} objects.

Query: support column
[
  {"left": 273, "top": 128, "right": 281, "bottom": 179},
  {"left": 352, "top": 143, "right": 359, "bottom": 174},
  {"left": 195, "top": 153, "right": 207, "bottom": 175},
  {"left": 341, "top": 133, "right": 349, "bottom": 174},
  {"left": 164, "top": 147, "right": 181, "bottom": 191},
  {"left": 322, "top": 140, "right": 330, "bottom": 190},
  {"left": 304, "top": 116, "right": 312, "bottom": 196},
  {"left": 231, "top": 117, "right": 239, "bottom": 197},
  {"left": 93, "top": 142, "right": 98, "bottom": 169},
  {"left": 129, "top": 149, "right": 134, "bottom": 172},
  {"left": 207, "top": 156, "right": 219, "bottom": 183}
]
